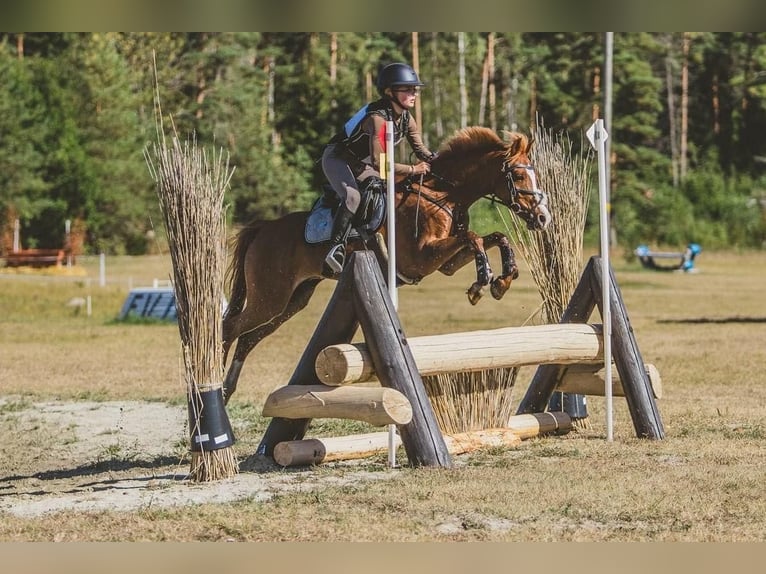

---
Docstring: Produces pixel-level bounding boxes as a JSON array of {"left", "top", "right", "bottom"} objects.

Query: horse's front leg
[
  {"left": 447, "top": 231, "right": 493, "bottom": 305},
  {"left": 437, "top": 231, "right": 519, "bottom": 303},
  {"left": 487, "top": 232, "right": 519, "bottom": 301}
]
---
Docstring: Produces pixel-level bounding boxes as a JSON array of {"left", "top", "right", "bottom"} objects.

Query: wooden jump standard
[
  {"left": 257, "top": 252, "right": 663, "bottom": 468},
  {"left": 257, "top": 251, "right": 452, "bottom": 468},
  {"left": 517, "top": 255, "right": 665, "bottom": 439}
]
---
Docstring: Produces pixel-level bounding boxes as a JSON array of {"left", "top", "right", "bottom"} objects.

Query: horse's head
[{"left": 500, "top": 133, "right": 551, "bottom": 231}]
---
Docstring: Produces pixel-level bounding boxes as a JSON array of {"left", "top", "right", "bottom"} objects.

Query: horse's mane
[{"left": 435, "top": 126, "right": 529, "bottom": 164}]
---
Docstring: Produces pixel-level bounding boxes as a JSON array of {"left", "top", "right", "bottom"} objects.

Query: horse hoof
[
  {"left": 490, "top": 280, "right": 507, "bottom": 300},
  {"left": 466, "top": 283, "right": 484, "bottom": 305}
]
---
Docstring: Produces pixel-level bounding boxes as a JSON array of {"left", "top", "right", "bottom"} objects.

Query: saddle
[{"left": 304, "top": 177, "right": 387, "bottom": 244}]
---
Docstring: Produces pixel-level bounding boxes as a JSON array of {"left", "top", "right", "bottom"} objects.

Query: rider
[{"left": 322, "top": 62, "right": 436, "bottom": 273}]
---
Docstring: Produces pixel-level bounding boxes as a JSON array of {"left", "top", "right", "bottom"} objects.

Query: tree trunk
[
  {"left": 488, "top": 32, "right": 496, "bottom": 131},
  {"left": 431, "top": 33, "right": 444, "bottom": 139},
  {"left": 412, "top": 32, "right": 423, "bottom": 136},
  {"left": 479, "top": 50, "right": 489, "bottom": 126},
  {"left": 329, "top": 33, "right": 337, "bottom": 83},
  {"left": 681, "top": 32, "right": 690, "bottom": 180},
  {"left": 666, "top": 34, "right": 680, "bottom": 187},
  {"left": 458, "top": 32, "right": 467, "bottom": 128}
]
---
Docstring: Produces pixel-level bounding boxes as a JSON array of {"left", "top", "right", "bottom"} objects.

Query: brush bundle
[
  {"left": 422, "top": 367, "right": 518, "bottom": 434},
  {"left": 506, "top": 125, "right": 593, "bottom": 427},
  {"left": 146, "top": 127, "right": 237, "bottom": 481}
]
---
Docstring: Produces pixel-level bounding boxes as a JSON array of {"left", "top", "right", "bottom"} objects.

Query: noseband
[{"left": 501, "top": 161, "right": 548, "bottom": 224}]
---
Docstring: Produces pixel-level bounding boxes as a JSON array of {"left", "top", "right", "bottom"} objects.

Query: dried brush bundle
[
  {"left": 145, "top": 93, "right": 237, "bottom": 480},
  {"left": 422, "top": 367, "right": 518, "bottom": 434},
  {"left": 504, "top": 125, "right": 593, "bottom": 428}
]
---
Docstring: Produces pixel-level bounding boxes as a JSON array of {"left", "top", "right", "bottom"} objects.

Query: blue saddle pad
[{"left": 304, "top": 191, "right": 386, "bottom": 244}]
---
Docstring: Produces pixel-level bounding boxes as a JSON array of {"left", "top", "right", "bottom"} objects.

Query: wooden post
[
  {"left": 516, "top": 256, "right": 664, "bottom": 440},
  {"left": 516, "top": 257, "right": 597, "bottom": 415},
  {"left": 589, "top": 256, "right": 665, "bottom": 439},
  {"left": 351, "top": 251, "right": 452, "bottom": 468}
]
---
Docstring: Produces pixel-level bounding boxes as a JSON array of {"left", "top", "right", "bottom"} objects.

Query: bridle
[
  {"left": 500, "top": 161, "right": 548, "bottom": 226},
  {"left": 401, "top": 157, "right": 549, "bottom": 231}
]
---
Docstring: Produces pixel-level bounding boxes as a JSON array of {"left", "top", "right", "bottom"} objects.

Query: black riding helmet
[{"left": 376, "top": 62, "right": 425, "bottom": 96}]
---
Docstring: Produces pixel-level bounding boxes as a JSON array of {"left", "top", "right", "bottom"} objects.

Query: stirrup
[{"left": 325, "top": 243, "right": 346, "bottom": 273}]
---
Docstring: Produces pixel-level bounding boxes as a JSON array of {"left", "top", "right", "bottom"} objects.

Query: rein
[{"left": 398, "top": 158, "right": 547, "bottom": 237}]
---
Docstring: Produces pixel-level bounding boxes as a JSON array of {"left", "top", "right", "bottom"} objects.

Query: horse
[{"left": 221, "top": 126, "right": 551, "bottom": 402}]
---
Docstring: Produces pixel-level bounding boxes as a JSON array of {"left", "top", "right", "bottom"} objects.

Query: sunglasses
[{"left": 393, "top": 86, "right": 421, "bottom": 94}]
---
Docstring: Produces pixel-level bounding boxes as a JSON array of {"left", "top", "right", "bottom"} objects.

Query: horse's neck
[{"left": 434, "top": 162, "right": 498, "bottom": 207}]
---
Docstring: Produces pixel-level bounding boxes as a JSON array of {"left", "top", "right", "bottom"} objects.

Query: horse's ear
[{"left": 504, "top": 131, "right": 526, "bottom": 156}]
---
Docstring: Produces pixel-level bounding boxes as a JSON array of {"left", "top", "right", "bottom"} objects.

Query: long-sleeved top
[{"left": 328, "top": 98, "right": 433, "bottom": 180}]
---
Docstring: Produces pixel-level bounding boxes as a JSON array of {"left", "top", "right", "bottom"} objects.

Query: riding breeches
[{"left": 322, "top": 143, "right": 375, "bottom": 214}]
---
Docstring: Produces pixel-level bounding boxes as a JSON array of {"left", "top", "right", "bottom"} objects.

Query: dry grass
[{"left": 1, "top": 248, "right": 765, "bottom": 540}]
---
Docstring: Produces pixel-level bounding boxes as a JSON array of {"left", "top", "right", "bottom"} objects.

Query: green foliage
[{"left": 1, "top": 33, "right": 766, "bottom": 254}]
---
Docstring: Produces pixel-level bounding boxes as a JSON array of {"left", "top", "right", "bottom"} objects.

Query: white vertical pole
[
  {"left": 385, "top": 120, "right": 398, "bottom": 467},
  {"left": 385, "top": 120, "right": 398, "bottom": 309},
  {"left": 13, "top": 219, "right": 20, "bottom": 252},
  {"left": 604, "top": 32, "right": 614, "bottom": 245},
  {"left": 99, "top": 252, "right": 106, "bottom": 287},
  {"left": 65, "top": 219, "right": 72, "bottom": 267},
  {"left": 587, "top": 119, "right": 613, "bottom": 441}
]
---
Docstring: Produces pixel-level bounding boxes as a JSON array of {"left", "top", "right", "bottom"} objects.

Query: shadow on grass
[
  {"left": 1, "top": 452, "right": 308, "bottom": 498},
  {"left": 0, "top": 455, "right": 185, "bottom": 487},
  {"left": 658, "top": 316, "right": 766, "bottom": 324}
]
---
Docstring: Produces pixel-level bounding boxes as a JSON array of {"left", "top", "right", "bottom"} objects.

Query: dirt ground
[{"left": 0, "top": 397, "right": 395, "bottom": 518}]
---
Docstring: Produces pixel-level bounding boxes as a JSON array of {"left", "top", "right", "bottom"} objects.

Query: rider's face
[{"left": 389, "top": 86, "right": 419, "bottom": 110}]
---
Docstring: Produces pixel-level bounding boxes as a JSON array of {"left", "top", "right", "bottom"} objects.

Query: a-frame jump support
[
  {"left": 257, "top": 251, "right": 453, "bottom": 468},
  {"left": 517, "top": 256, "right": 665, "bottom": 440}
]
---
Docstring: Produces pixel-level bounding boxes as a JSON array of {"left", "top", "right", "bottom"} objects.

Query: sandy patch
[{"left": 0, "top": 399, "right": 395, "bottom": 518}]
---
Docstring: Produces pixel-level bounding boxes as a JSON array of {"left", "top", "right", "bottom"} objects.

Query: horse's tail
[{"left": 224, "top": 220, "right": 265, "bottom": 320}]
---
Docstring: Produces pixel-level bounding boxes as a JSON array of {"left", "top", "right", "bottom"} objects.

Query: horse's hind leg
[
  {"left": 489, "top": 234, "right": 519, "bottom": 300},
  {"left": 223, "top": 278, "right": 322, "bottom": 403}
]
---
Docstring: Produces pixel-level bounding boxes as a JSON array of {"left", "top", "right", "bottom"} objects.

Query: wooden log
[
  {"left": 273, "top": 429, "right": 521, "bottom": 467},
  {"left": 262, "top": 385, "right": 413, "bottom": 426},
  {"left": 316, "top": 323, "right": 605, "bottom": 386},
  {"left": 556, "top": 363, "right": 663, "bottom": 399},
  {"left": 506, "top": 412, "right": 572, "bottom": 439},
  {"left": 273, "top": 432, "right": 402, "bottom": 466},
  {"left": 444, "top": 428, "right": 521, "bottom": 454},
  {"left": 272, "top": 413, "right": 571, "bottom": 467}
]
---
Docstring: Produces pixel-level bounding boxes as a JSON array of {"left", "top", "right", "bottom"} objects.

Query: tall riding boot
[{"left": 324, "top": 205, "right": 355, "bottom": 273}]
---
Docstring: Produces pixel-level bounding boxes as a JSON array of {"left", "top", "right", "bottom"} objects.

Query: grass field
[{"left": 1, "top": 247, "right": 765, "bottom": 541}]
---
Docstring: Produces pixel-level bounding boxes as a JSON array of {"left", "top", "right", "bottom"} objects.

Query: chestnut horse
[{"left": 221, "top": 127, "right": 551, "bottom": 401}]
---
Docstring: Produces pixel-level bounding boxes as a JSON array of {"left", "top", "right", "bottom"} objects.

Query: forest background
[{"left": 2, "top": 32, "right": 765, "bottom": 256}]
